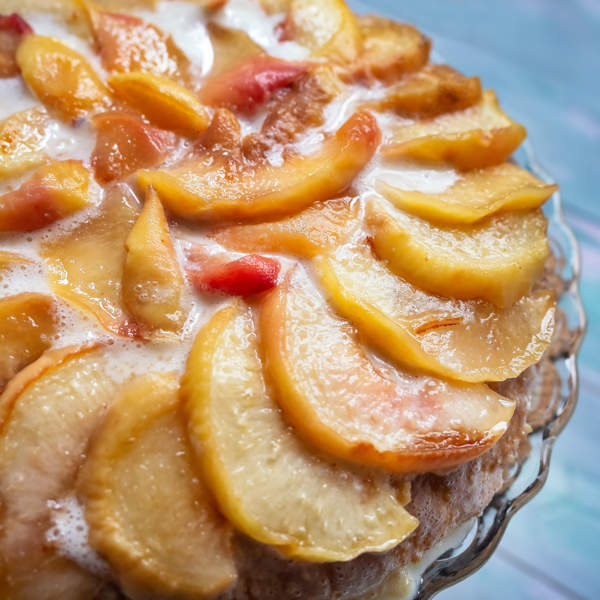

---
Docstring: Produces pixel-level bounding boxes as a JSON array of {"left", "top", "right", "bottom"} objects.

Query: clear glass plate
[{"left": 414, "top": 143, "right": 587, "bottom": 599}]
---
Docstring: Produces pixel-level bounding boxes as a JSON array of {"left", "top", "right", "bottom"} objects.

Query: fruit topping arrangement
[{"left": 0, "top": 0, "right": 558, "bottom": 598}]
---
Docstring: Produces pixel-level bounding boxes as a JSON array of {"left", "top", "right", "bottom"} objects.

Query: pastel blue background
[{"left": 348, "top": 1, "right": 600, "bottom": 598}]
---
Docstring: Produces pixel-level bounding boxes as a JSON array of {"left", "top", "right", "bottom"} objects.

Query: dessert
[{"left": 0, "top": 0, "right": 560, "bottom": 598}]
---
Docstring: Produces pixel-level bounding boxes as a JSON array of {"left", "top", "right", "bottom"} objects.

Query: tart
[{"left": 0, "top": 0, "right": 561, "bottom": 599}]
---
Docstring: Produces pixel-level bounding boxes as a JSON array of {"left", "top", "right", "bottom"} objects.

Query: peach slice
[
  {"left": 357, "top": 15, "right": 430, "bottom": 82},
  {"left": 80, "top": 372, "right": 237, "bottom": 599},
  {"left": 0, "top": 345, "right": 116, "bottom": 598},
  {"left": 0, "top": 160, "right": 91, "bottom": 232},
  {"left": 260, "top": 270, "right": 516, "bottom": 474},
  {"left": 91, "top": 111, "right": 177, "bottom": 182},
  {"left": 207, "top": 22, "right": 263, "bottom": 77},
  {"left": 382, "top": 90, "right": 527, "bottom": 170},
  {"left": 370, "top": 64, "right": 481, "bottom": 118},
  {"left": 41, "top": 185, "right": 140, "bottom": 336},
  {"left": 0, "top": 13, "right": 33, "bottom": 78},
  {"left": 200, "top": 55, "right": 309, "bottom": 115},
  {"left": 367, "top": 200, "right": 549, "bottom": 307},
  {"left": 287, "top": 0, "right": 362, "bottom": 63},
  {"left": 78, "top": 0, "right": 191, "bottom": 82},
  {"left": 0, "top": 292, "right": 56, "bottom": 392},
  {"left": 0, "top": 107, "right": 50, "bottom": 179},
  {"left": 0, "top": 251, "right": 33, "bottom": 277},
  {"left": 316, "top": 245, "right": 555, "bottom": 382},
  {"left": 139, "top": 110, "right": 380, "bottom": 222},
  {"left": 16, "top": 35, "right": 111, "bottom": 121},
  {"left": 183, "top": 303, "right": 417, "bottom": 561},
  {"left": 122, "top": 189, "right": 187, "bottom": 338},
  {"left": 109, "top": 71, "right": 210, "bottom": 136},
  {"left": 209, "top": 197, "right": 360, "bottom": 257},
  {"left": 378, "top": 162, "right": 557, "bottom": 224}
]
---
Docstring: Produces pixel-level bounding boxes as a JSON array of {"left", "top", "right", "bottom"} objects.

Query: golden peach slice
[
  {"left": 260, "top": 270, "right": 516, "bottom": 474},
  {"left": 209, "top": 197, "right": 360, "bottom": 257},
  {"left": 207, "top": 22, "right": 263, "bottom": 77},
  {"left": 0, "top": 345, "right": 115, "bottom": 598},
  {"left": 139, "top": 110, "right": 380, "bottom": 222},
  {"left": 16, "top": 35, "right": 111, "bottom": 121},
  {"left": 287, "top": 0, "right": 362, "bottom": 63},
  {"left": 259, "top": 0, "right": 290, "bottom": 13},
  {"left": 0, "top": 292, "right": 57, "bottom": 392},
  {"left": 382, "top": 90, "right": 526, "bottom": 170},
  {"left": 0, "top": 107, "right": 50, "bottom": 179},
  {"left": 183, "top": 303, "right": 417, "bottom": 561},
  {"left": 316, "top": 245, "right": 555, "bottom": 382},
  {"left": 370, "top": 64, "right": 481, "bottom": 118},
  {"left": 357, "top": 15, "right": 430, "bottom": 82},
  {"left": 78, "top": 0, "right": 191, "bottom": 82},
  {"left": 378, "top": 163, "right": 558, "bottom": 224},
  {"left": 41, "top": 185, "right": 140, "bottom": 336},
  {"left": 367, "top": 200, "right": 549, "bottom": 307},
  {"left": 0, "top": 160, "right": 91, "bottom": 232},
  {"left": 109, "top": 71, "right": 210, "bottom": 136},
  {"left": 0, "top": 251, "right": 33, "bottom": 276},
  {"left": 122, "top": 189, "right": 187, "bottom": 338},
  {"left": 80, "top": 372, "right": 237, "bottom": 599}
]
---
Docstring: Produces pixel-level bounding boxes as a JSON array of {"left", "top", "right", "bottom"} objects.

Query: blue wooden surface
[{"left": 348, "top": 1, "right": 600, "bottom": 598}]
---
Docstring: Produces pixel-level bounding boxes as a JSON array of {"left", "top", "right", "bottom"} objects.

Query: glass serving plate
[{"left": 413, "top": 143, "right": 587, "bottom": 599}]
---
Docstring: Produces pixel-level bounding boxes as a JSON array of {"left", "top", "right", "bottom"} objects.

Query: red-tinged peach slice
[
  {"left": 207, "top": 22, "right": 263, "bottom": 77},
  {"left": 377, "top": 162, "right": 558, "bottom": 224},
  {"left": 209, "top": 197, "right": 360, "bottom": 257},
  {"left": 16, "top": 35, "right": 111, "bottom": 121},
  {"left": 259, "top": 269, "right": 516, "bottom": 474},
  {"left": 77, "top": 0, "right": 191, "bottom": 82},
  {"left": 183, "top": 303, "right": 417, "bottom": 561},
  {"left": 0, "top": 107, "right": 50, "bottom": 179},
  {"left": 367, "top": 200, "right": 549, "bottom": 307},
  {"left": 79, "top": 373, "right": 237, "bottom": 599},
  {"left": 0, "top": 345, "right": 116, "bottom": 598},
  {"left": 109, "top": 71, "right": 210, "bottom": 136},
  {"left": 139, "top": 110, "right": 380, "bottom": 222},
  {"left": 0, "top": 13, "right": 33, "bottom": 77},
  {"left": 316, "top": 245, "right": 555, "bottom": 383},
  {"left": 0, "top": 292, "right": 57, "bottom": 392},
  {"left": 200, "top": 55, "right": 309, "bottom": 115},
  {"left": 0, "top": 160, "right": 91, "bottom": 232},
  {"left": 382, "top": 90, "right": 527, "bottom": 170},
  {"left": 40, "top": 185, "right": 141, "bottom": 336},
  {"left": 122, "top": 189, "right": 187, "bottom": 338},
  {"left": 91, "top": 111, "right": 177, "bottom": 182}
]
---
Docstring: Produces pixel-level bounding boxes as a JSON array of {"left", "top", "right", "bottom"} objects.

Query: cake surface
[{"left": 0, "top": 1, "right": 558, "bottom": 599}]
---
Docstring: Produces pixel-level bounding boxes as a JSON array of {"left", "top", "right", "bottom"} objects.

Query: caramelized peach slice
[
  {"left": 0, "top": 160, "right": 91, "bottom": 232},
  {"left": 378, "top": 163, "right": 557, "bottom": 224},
  {"left": 260, "top": 270, "right": 516, "bottom": 474},
  {"left": 371, "top": 64, "right": 481, "bottom": 118},
  {"left": 207, "top": 22, "right": 263, "bottom": 77},
  {"left": 316, "top": 245, "right": 555, "bottom": 382},
  {"left": 16, "top": 35, "right": 111, "bottom": 121},
  {"left": 0, "top": 107, "right": 50, "bottom": 179},
  {"left": 0, "top": 13, "right": 32, "bottom": 77},
  {"left": 287, "top": 0, "right": 362, "bottom": 63},
  {"left": 41, "top": 186, "right": 140, "bottom": 335},
  {"left": 91, "top": 111, "right": 176, "bottom": 182},
  {"left": 210, "top": 197, "right": 359, "bottom": 257},
  {"left": 367, "top": 201, "right": 549, "bottom": 307},
  {"left": 0, "top": 292, "right": 56, "bottom": 391},
  {"left": 109, "top": 71, "right": 210, "bottom": 136},
  {"left": 183, "top": 303, "right": 417, "bottom": 560},
  {"left": 122, "top": 189, "right": 186, "bottom": 338},
  {"left": 80, "top": 372, "right": 237, "bottom": 599},
  {"left": 200, "top": 55, "right": 309, "bottom": 115},
  {"left": 357, "top": 15, "right": 430, "bottom": 82},
  {"left": 382, "top": 90, "right": 527, "bottom": 170},
  {"left": 0, "top": 345, "right": 115, "bottom": 598},
  {"left": 78, "top": 0, "right": 191, "bottom": 82},
  {"left": 139, "top": 110, "right": 380, "bottom": 221}
]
